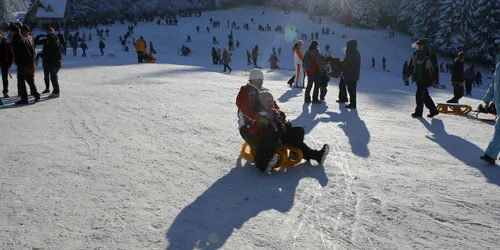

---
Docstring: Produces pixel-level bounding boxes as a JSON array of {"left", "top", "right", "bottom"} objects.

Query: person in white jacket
[
  {"left": 292, "top": 40, "right": 305, "bottom": 88},
  {"left": 481, "top": 61, "right": 500, "bottom": 165}
]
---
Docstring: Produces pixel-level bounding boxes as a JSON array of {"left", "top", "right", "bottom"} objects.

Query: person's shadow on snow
[
  {"left": 165, "top": 158, "right": 328, "bottom": 249},
  {"left": 277, "top": 87, "right": 302, "bottom": 103},
  {"left": 419, "top": 118, "right": 500, "bottom": 186},
  {"left": 289, "top": 103, "right": 328, "bottom": 134},
  {"left": 321, "top": 106, "right": 371, "bottom": 158}
]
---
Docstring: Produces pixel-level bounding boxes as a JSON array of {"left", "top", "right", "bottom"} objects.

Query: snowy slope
[{"left": 1, "top": 6, "right": 500, "bottom": 250}]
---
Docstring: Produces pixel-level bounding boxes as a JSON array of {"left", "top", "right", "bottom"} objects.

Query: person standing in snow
[
  {"left": 222, "top": 48, "right": 232, "bottom": 73},
  {"left": 35, "top": 27, "right": 62, "bottom": 97},
  {"left": 149, "top": 41, "right": 156, "bottom": 55},
  {"left": 404, "top": 38, "right": 439, "bottom": 118},
  {"left": 403, "top": 61, "right": 409, "bottom": 86},
  {"left": 464, "top": 65, "right": 475, "bottom": 96},
  {"left": 135, "top": 36, "right": 147, "bottom": 63},
  {"left": 291, "top": 40, "right": 304, "bottom": 88},
  {"left": 303, "top": 40, "right": 325, "bottom": 104},
  {"left": 70, "top": 38, "right": 78, "bottom": 56},
  {"left": 216, "top": 48, "right": 222, "bottom": 64},
  {"left": 382, "top": 57, "right": 386, "bottom": 71},
  {"left": 480, "top": 61, "right": 500, "bottom": 165},
  {"left": 246, "top": 50, "right": 252, "bottom": 65},
  {"left": 0, "top": 34, "right": 13, "bottom": 98},
  {"left": 447, "top": 51, "right": 465, "bottom": 104},
  {"left": 236, "top": 69, "right": 330, "bottom": 173},
  {"left": 278, "top": 46, "right": 282, "bottom": 56},
  {"left": 9, "top": 25, "right": 40, "bottom": 104},
  {"left": 99, "top": 40, "right": 105, "bottom": 56},
  {"left": 252, "top": 46, "right": 259, "bottom": 67},
  {"left": 211, "top": 47, "right": 218, "bottom": 65},
  {"left": 268, "top": 52, "right": 279, "bottom": 70},
  {"left": 80, "top": 42, "right": 88, "bottom": 57},
  {"left": 339, "top": 40, "right": 361, "bottom": 109},
  {"left": 372, "top": 57, "right": 375, "bottom": 68}
]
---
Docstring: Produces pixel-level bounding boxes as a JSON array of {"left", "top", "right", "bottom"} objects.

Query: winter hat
[
  {"left": 249, "top": 69, "right": 264, "bottom": 81},
  {"left": 258, "top": 91, "right": 274, "bottom": 110},
  {"left": 47, "top": 27, "right": 54, "bottom": 33},
  {"left": 22, "top": 25, "right": 30, "bottom": 32}
]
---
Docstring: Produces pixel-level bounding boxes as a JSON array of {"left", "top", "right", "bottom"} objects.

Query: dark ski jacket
[
  {"left": 35, "top": 33, "right": 62, "bottom": 67},
  {"left": 450, "top": 58, "right": 464, "bottom": 84},
  {"left": 0, "top": 39, "right": 13, "bottom": 66},
  {"left": 342, "top": 40, "right": 361, "bottom": 82},
  {"left": 406, "top": 38, "right": 439, "bottom": 86},
  {"left": 11, "top": 33, "right": 35, "bottom": 65}
]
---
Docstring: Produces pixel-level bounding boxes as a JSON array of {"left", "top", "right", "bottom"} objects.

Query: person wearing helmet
[{"left": 236, "top": 69, "right": 330, "bottom": 174}]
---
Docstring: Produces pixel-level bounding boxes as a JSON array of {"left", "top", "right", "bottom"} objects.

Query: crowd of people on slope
[{"left": 0, "top": 24, "right": 63, "bottom": 105}]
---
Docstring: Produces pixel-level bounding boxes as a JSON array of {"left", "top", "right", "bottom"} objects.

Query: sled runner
[
  {"left": 466, "top": 110, "right": 497, "bottom": 122},
  {"left": 436, "top": 103, "right": 472, "bottom": 114},
  {"left": 240, "top": 142, "right": 303, "bottom": 170},
  {"left": 466, "top": 104, "right": 498, "bottom": 122}
]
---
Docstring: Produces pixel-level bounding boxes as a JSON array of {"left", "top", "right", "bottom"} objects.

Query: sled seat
[
  {"left": 240, "top": 142, "right": 303, "bottom": 169},
  {"left": 436, "top": 103, "right": 472, "bottom": 114}
]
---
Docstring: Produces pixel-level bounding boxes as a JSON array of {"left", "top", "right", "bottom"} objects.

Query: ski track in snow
[{"left": 1, "top": 6, "right": 500, "bottom": 250}]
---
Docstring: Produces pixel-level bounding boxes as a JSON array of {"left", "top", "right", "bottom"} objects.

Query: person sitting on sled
[{"left": 236, "top": 69, "right": 330, "bottom": 173}]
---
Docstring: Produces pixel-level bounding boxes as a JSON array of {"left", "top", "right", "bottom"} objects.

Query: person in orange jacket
[
  {"left": 251, "top": 45, "right": 259, "bottom": 67},
  {"left": 134, "top": 36, "right": 147, "bottom": 63},
  {"left": 236, "top": 69, "right": 330, "bottom": 173}
]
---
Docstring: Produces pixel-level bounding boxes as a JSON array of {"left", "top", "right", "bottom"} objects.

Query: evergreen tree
[
  {"left": 352, "top": 0, "right": 380, "bottom": 29},
  {"left": 329, "top": 0, "right": 354, "bottom": 26},
  {"left": 470, "top": 0, "right": 500, "bottom": 63},
  {"left": 434, "top": 0, "right": 456, "bottom": 54}
]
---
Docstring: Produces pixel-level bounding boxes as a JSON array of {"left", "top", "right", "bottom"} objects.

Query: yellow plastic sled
[{"left": 240, "top": 142, "right": 304, "bottom": 170}]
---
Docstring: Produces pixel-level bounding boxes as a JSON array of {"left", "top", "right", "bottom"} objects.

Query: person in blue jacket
[{"left": 481, "top": 61, "right": 500, "bottom": 165}]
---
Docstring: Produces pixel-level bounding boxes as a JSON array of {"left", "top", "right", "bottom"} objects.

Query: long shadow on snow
[
  {"left": 320, "top": 105, "right": 371, "bottom": 158},
  {"left": 288, "top": 103, "right": 328, "bottom": 134},
  {"left": 165, "top": 158, "right": 328, "bottom": 249},
  {"left": 277, "top": 87, "right": 302, "bottom": 103},
  {"left": 419, "top": 118, "right": 500, "bottom": 186}
]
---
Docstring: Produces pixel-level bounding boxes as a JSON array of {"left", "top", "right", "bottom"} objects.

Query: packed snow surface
[{"left": 1, "top": 6, "right": 499, "bottom": 250}]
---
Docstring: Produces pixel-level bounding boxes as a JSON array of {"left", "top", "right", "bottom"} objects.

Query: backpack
[{"left": 302, "top": 50, "right": 313, "bottom": 70}]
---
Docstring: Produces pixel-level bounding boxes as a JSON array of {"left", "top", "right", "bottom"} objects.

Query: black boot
[
  {"left": 480, "top": 154, "right": 495, "bottom": 165},
  {"left": 315, "top": 144, "right": 330, "bottom": 165}
]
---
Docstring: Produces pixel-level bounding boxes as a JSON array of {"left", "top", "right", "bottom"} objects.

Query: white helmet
[{"left": 249, "top": 69, "right": 264, "bottom": 81}]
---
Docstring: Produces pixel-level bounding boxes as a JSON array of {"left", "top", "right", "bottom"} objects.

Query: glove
[{"left": 258, "top": 116, "right": 269, "bottom": 125}]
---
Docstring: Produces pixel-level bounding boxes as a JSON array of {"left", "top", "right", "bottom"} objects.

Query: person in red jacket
[
  {"left": 236, "top": 69, "right": 330, "bottom": 173},
  {"left": 0, "top": 34, "right": 13, "bottom": 98}
]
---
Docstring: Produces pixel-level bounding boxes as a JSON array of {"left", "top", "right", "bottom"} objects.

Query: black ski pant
[
  {"left": 305, "top": 72, "right": 320, "bottom": 102},
  {"left": 346, "top": 79, "right": 357, "bottom": 107},
  {"left": 253, "top": 58, "right": 257, "bottom": 66},
  {"left": 100, "top": 48, "right": 104, "bottom": 56},
  {"left": 17, "top": 63, "right": 39, "bottom": 102},
  {"left": 338, "top": 77, "right": 349, "bottom": 102},
  {"left": 451, "top": 82, "right": 464, "bottom": 102},
  {"left": 414, "top": 82, "right": 437, "bottom": 116},
  {"left": 43, "top": 63, "right": 51, "bottom": 91},
  {"left": 465, "top": 79, "right": 472, "bottom": 95},
  {"left": 1, "top": 64, "right": 8, "bottom": 94},
  {"left": 223, "top": 64, "right": 232, "bottom": 72},
  {"left": 240, "top": 125, "right": 319, "bottom": 172},
  {"left": 137, "top": 52, "right": 144, "bottom": 63},
  {"left": 48, "top": 66, "right": 61, "bottom": 94}
]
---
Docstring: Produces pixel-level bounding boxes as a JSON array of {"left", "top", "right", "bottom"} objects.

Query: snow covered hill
[{"left": 1, "top": 6, "right": 499, "bottom": 250}]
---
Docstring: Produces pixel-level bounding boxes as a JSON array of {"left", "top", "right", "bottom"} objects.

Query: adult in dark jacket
[
  {"left": 57, "top": 32, "right": 66, "bottom": 56},
  {"left": 99, "top": 40, "right": 105, "bottom": 56},
  {"left": 35, "top": 28, "right": 62, "bottom": 97},
  {"left": 447, "top": 52, "right": 465, "bottom": 103},
  {"left": 405, "top": 38, "right": 439, "bottom": 118},
  {"left": 304, "top": 40, "right": 325, "bottom": 103},
  {"left": 0, "top": 35, "right": 13, "bottom": 97},
  {"left": 222, "top": 47, "right": 232, "bottom": 73},
  {"left": 340, "top": 40, "right": 361, "bottom": 109},
  {"left": 9, "top": 26, "right": 40, "bottom": 104},
  {"left": 403, "top": 61, "right": 409, "bottom": 85},
  {"left": 464, "top": 65, "right": 475, "bottom": 95}
]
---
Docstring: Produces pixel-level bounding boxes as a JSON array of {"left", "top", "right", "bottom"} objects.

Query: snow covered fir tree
[{"left": 1, "top": 0, "right": 500, "bottom": 65}]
